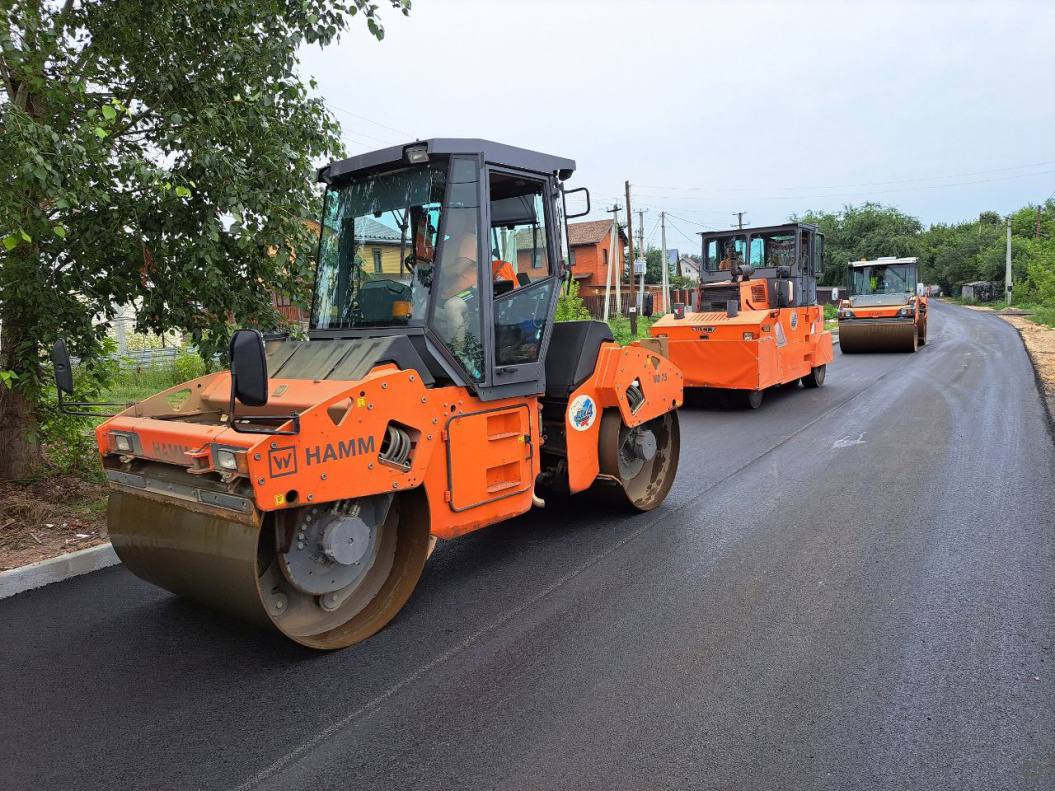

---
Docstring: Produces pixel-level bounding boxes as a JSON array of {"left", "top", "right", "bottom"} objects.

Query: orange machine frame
[{"left": 96, "top": 340, "right": 683, "bottom": 541}]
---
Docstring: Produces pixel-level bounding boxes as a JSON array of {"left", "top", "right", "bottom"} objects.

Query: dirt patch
[
  {"left": 0, "top": 475, "right": 109, "bottom": 571},
  {"left": 999, "top": 314, "right": 1055, "bottom": 432}
]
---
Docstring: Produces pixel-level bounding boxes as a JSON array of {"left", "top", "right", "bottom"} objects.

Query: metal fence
[
  {"left": 580, "top": 288, "right": 695, "bottom": 320},
  {"left": 115, "top": 347, "right": 181, "bottom": 369}
]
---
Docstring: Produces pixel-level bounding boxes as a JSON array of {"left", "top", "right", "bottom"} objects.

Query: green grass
[
  {"left": 99, "top": 365, "right": 186, "bottom": 405},
  {"left": 942, "top": 294, "right": 1055, "bottom": 329},
  {"left": 607, "top": 314, "right": 655, "bottom": 345},
  {"left": 1011, "top": 302, "right": 1055, "bottom": 328},
  {"left": 97, "top": 351, "right": 207, "bottom": 405}
]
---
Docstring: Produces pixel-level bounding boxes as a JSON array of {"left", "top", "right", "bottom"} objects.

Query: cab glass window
[
  {"left": 431, "top": 158, "right": 485, "bottom": 380},
  {"left": 704, "top": 235, "right": 747, "bottom": 271},
  {"left": 313, "top": 166, "right": 445, "bottom": 329},
  {"left": 747, "top": 231, "right": 796, "bottom": 268},
  {"left": 489, "top": 171, "right": 555, "bottom": 366}
]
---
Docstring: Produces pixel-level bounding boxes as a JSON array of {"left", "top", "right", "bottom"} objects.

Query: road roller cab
[
  {"left": 838, "top": 256, "right": 928, "bottom": 353},
  {"left": 54, "top": 139, "right": 683, "bottom": 649},
  {"left": 649, "top": 222, "right": 833, "bottom": 409}
]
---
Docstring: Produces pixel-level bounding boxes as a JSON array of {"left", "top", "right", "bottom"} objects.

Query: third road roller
[{"left": 838, "top": 256, "right": 928, "bottom": 353}]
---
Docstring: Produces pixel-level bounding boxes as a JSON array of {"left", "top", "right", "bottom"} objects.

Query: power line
[
  {"left": 326, "top": 103, "right": 416, "bottom": 139},
  {"left": 634, "top": 159, "right": 1055, "bottom": 194},
  {"left": 663, "top": 214, "right": 699, "bottom": 248},
  {"left": 632, "top": 168, "right": 1055, "bottom": 203},
  {"left": 645, "top": 216, "right": 661, "bottom": 248},
  {"left": 663, "top": 212, "right": 715, "bottom": 230}
]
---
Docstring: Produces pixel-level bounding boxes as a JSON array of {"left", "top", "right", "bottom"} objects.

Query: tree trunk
[
  {"left": 0, "top": 303, "right": 45, "bottom": 480},
  {"left": 0, "top": 386, "right": 43, "bottom": 480}
]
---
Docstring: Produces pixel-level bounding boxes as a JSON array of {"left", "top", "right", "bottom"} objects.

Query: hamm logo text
[{"left": 305, "top": 437, "right": 376, "bottom": 466}]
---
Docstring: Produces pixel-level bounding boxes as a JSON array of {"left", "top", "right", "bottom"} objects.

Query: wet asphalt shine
[{"left": 2, "top": 301, "right": 1054, "bottom": 791}]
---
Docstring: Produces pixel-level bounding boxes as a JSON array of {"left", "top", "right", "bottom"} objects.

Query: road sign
[{"left": 633, "top": 258, "right": 646, "bottom": 275}]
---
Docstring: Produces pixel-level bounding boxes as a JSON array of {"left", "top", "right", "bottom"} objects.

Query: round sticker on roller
[{"left": 568, "top": 395, "right": 597, "bottom": 431}]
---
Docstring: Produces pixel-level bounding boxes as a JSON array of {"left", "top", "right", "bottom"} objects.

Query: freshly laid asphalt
[{"left": 2, "top": 300, "right": 1053, "bottom": 791}]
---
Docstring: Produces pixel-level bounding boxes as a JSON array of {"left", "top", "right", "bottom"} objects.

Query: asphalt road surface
[{"left": 3, "top": 300, "right": 1054, "bottom": 791}]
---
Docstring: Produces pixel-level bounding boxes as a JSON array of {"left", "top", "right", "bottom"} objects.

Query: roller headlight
[
  {"left": 838, "top": 309, "right": 855, "bottom": 319},
  {"left": 110, "top": 431, "right": 135, "bottom": 453},
  {"left": 216, "top": 449, "right": 239, "bottom": 471},
  {"left": 898, "top": 306, "right": 915, "bottom": 318}
]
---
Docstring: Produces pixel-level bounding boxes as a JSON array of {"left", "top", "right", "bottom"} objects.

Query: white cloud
[{"left": 299, "top": 0, "right": 1055, "bottom": 232}]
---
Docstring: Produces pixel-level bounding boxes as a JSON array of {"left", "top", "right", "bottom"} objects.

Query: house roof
[
  {"left": 317, "top": 215, "right": 403, "bottom": 244},
  {"left": 358, "top": 217, "right": 403, "bottom": 244},
  {"left": 568, "top": 219, "right": 627, "bottom": 247}
]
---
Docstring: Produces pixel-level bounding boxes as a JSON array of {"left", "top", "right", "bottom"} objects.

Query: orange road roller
[
  {"left": 838, "top": 256, "right": 928, "bottom": 353},
  {"left": 649, "top": 222, "right": 833, "bottom": 409},
  {"left": 52, "top": 139, "right": 683, "bottom": 649}
]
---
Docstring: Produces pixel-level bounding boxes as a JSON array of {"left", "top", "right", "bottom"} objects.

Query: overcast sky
[{"left": 300, "top": 0, "right": 1054, "bottom": 250}]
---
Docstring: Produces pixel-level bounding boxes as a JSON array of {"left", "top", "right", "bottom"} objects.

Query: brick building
[{"left": 567, "top": 219, "right": 628, "bottom": 292}]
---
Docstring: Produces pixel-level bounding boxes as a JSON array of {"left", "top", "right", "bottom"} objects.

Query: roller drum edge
[{"left": 838, "top": 321, "right": 918, "bottom": 353}]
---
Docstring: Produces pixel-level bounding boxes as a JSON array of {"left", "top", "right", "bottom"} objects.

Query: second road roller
[
  {"left": 649, "top": 222, "right": 834, "bottom": 409},
  {"left": 51, "top": 139, "right": 683, "bottom": 649}
]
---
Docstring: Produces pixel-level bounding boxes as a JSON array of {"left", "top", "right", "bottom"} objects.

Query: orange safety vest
[
  {"left": 448, "top": 259, "right": 518, "bottom": 298},
  {"left": 492, "top": 260, "right": 516, "bottom": 283}
]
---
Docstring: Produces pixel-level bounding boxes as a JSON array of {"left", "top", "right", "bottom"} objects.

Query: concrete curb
[{"left": 0, "top": 543, "right": 120, "bottom": 599}]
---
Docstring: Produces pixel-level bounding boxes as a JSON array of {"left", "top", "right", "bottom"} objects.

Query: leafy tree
[
  {"left": 643, "top": 247, "right": 670, "bottom": 285},
  {"left": 0, "top": 0, "right": 409, "bottom": 479},
  {"left": 793, "top": 203, "right": 923, "bottom": 287}
]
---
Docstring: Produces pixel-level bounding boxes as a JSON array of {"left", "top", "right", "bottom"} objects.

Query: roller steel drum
[
  {"left": 838, "top": 320, "right": 918, "bottom": 353},
  {"left": 109, "top": 485, "right": 431, "bottom": 649},
  {"left": 597, "top": 410, "right": 680, "bottom": 511}
]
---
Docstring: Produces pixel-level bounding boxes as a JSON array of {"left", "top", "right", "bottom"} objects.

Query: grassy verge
[
  {"left": 608, "top": 314, "right": 655, "bottom": 345},
  {"left": 98, "top": 352, "right": 207, "bottom": 404},
  {"left": 943, "top": 295, "right": 1055, "bottom": 328},
  {"left": 1010, "top": 302, "right": 1055, "bottom": 328}
]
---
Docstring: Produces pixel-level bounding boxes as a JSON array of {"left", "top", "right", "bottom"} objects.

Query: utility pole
[
  {"left": 1005, "top": 215, "right": 1013, "bottom": 306},
  {"left": 625, "top": 181, "right": 635, "bottom": 310},
  {"left": 608, "top": 204, "right": 623, "bottom": 314},
  {"left": 732, "top": 211, "right": 747, "bottom": 230},
  {"left": 602, "top": 204, "right": 622, "bottom": 320},
  {"left": 1037, "top": 205, "right": 1042, "bottom": 239},
  {"left": 637, "top": 208, "right": 648, "bottom": 311},
  {"left": 660, "top": 211, "right": 670, "bottom": 314}
]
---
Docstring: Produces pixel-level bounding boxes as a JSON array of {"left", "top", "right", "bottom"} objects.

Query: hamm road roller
[
  {"left": 52, "top": 139, "right": 683, "bottom": 649},
  {"left": 649, "top": 222, "right": 833, "bottom": 409},
  {"left": 838, "top": 256, "right": 928, "bottom": 352}
]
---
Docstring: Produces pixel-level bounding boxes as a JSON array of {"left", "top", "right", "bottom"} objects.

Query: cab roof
[
  {"left": 848, "top": 256, "right": 919, "bottom": 268},
  {"left": 319, "top": 138, "right": 576, "bottom": 184},
  {"left": 701, "top": 221, "right": 820, "bottom": 239}
]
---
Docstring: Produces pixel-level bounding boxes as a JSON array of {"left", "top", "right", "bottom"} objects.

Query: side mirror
[
  {"left": 229, "top": 329, "right": 268, "bottom": 407},
  {"left": 562, "top": 186, "right": 591, "bottom": 219},
  {"left": 51, "top": 339, "right": 74, "bottom": 395},
  {"left": 50, "top": 338, "right": 126, "bottom": 417}
]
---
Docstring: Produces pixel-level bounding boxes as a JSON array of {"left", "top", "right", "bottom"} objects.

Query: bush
[
  {"left": 556, "top": 279, "right": 592, "bottom": 322},
  {"left": 823, "top": 303, "right": 838, "bottom": 320},
  {"left": 173, "top": 351, "right": 207, "bottom": 382}
]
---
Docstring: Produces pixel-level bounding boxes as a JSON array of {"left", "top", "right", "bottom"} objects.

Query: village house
[{"left": 566, "top": 219, "right": 628, "bottom": 295}]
